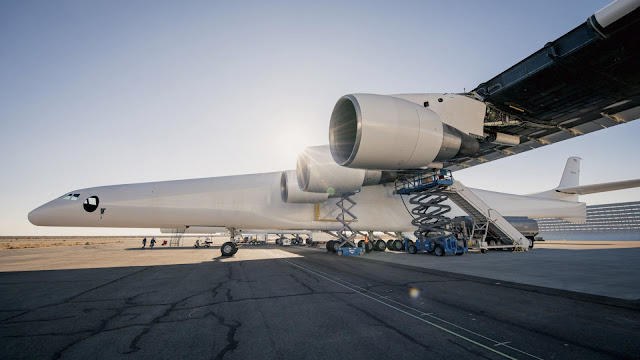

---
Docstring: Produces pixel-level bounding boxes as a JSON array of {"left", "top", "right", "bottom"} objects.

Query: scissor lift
[{"left": 395, "top": 170, "right": 468, "bottom": 256}]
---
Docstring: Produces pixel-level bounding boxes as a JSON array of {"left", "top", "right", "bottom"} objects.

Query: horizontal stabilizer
[{"left": 556, "top": 179, "right": 640, "bottom": 195}]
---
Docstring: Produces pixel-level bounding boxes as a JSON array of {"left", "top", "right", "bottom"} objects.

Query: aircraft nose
[{"left": 28, "top": 203, "right": 53, "bottom": 226}]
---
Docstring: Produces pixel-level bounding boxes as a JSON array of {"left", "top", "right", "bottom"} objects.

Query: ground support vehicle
[{"left": 405, "top": 237, "right": 467, "bottom": 256}]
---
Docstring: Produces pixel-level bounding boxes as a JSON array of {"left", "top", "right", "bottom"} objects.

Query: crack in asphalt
[
  {"left": 210, "top": 311, "right": 241, "bottom": 360},
  {"left": 0, "top": 267, "right": 152, "bottom": 325}
]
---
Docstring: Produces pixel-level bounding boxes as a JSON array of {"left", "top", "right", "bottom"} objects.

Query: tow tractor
[{"left": 404, "top": 236, "right": 467, "bottom": 256}]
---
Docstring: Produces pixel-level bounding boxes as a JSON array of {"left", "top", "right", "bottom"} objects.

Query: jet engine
[
  {"left": 280, "top": 170, "right": 329, "bottom": 203},
  {"left": 296, "top": 145, "right": 396, "bottom": 194},
  {"left": 329, "top": 94, "right": 484, "bottom": 170}
]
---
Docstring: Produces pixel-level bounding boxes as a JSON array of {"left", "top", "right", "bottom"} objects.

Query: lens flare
[{"left": 409, "top": 287, "right": 420, "bottom": 299}]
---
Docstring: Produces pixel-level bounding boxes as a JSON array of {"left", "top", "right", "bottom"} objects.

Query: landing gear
[
  {"left": 221, "top": 242, "right": 237, "bottom": 256},
  {"left": 386, "top": 240, "right": 394, "bottom": 251},
  {"left": 375, "top": 239, "right": 386, "bottom": 252},
  {"left": 332, "top": 241, "right": 341, "bottom": 252},
  {"left": 221, "top": 227, "right": 240, "bottom": 257},
  {"left": 326, "top": 240, "right": 339, "bottom": 253},
  {"left": 365, "top": 242, "right": 373, "bottom": 253}
]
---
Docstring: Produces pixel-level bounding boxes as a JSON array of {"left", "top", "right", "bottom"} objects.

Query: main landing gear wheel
[
  {"left": 434, "top": 245, "right": 445, "bottom": 257},
  {"left": 357, "top": 240, "right": 365, "bottom": 248},
  {"left": 326, "top": 240, "right": 335, "bottom": 253},
  {"left": 408, "top": 244, "right": 417, "bottom": 254},
  {"left": 375, "top": 240, "right": 386, "bottom": 252},
  {"left": 386, "top": 240, "right": 394, "bottom": 251},
  {"left": 221, "top": 242, "right": 237, "bottom": 257},
  {"left": 393, "top": 239, "right": 404, "bottom": 251},
  {"left": 365, "top": 242, "right": 373, "bottom": 253}
]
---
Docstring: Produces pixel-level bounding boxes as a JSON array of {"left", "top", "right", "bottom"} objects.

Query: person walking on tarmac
[
  {"left": 150, "top": 237, "right": 156, "bottom": 249},
  {"left": 142, "top": 237, "right": 147, "bottom": 249}
]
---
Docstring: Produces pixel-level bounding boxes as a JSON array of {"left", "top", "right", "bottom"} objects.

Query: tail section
[
  {"left": 532, "top": 156, "right": 640, "bottom": 202},
  {"left": 530, "top": 157, "right": 581, "bottom": 202},
  {"left": 558, "top": 157, "right": 580, "bottom": 188}
]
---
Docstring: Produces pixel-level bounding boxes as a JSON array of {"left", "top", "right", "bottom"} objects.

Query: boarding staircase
[
  {"left": 444, "top": 180, "right": 529, "bottom": 251},
  {"left": 169, "top": 228, "right": 185, "bottom": 247}
]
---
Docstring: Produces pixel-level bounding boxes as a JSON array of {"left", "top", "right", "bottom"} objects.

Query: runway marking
[
  {"left": 283, "top": 260, "right": 520, "bottom": 359},
  {"left": 495, "top": 342, "right": 512, "bottom": 347},
  {"left": 282, "top": 258, "right": 544, "bottom": 360}
]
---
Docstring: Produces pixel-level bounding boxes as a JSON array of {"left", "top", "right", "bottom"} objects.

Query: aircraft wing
[
  {"left": 444, "top": 0, "right": 640, "bottom": 172},
  {"left": 556, "top": 179, "right": 640, "bottom": 195}
]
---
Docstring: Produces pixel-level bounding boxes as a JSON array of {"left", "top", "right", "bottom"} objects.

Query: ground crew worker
[
  {"left": 150, "top": 237, "right": 156, "bottom": 249},
  {"left": 142, "top": 237, "right": 147, "bottom": 249}
]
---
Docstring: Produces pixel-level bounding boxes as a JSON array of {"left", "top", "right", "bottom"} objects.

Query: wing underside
[{"left": 439, "top": 2, "right": 640, "bottom": 173}]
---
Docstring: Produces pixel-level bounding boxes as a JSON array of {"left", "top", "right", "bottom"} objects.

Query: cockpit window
[
  {"left": 83, "top": 196, "right": 99, "bottom": 212},
  {"left": 59, "top": 194, "right": 81, "bottom": 200}
]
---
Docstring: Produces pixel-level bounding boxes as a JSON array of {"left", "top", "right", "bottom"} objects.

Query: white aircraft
[{"left": 28, "top": 0, "right": 640, "bottom": 256}]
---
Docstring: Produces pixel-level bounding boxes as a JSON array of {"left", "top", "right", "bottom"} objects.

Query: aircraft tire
[
  {"left": 357, "top": 240, "right": 365, "bottom": 248},
  {"left": 434, "top": 245, "right": 445, "bottom": 257},
  {"left": 221, "top": 242, "right": 236, "bottom": 257},
  {"left": 365, "top": 242, "right": 373, "bottom": 253},
  {"left": 408, "top": 244, "right": 417, "bottom": 254},
  {"left": 386, "top": 240, "right": 394, "bottom": 250},
  {"left": 332, "top": 241, "right": 341, "bottom": 253},
  {"left": 376, "top": 240, "right": 386, "bottom": 252},
  {"left": 393, "top": 240, "right": 404, "bottom": 251}
]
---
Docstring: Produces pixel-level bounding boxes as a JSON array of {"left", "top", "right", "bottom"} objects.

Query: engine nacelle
[
  {"left": 296, "top": 145, "right": 396, "bottom": 194},
  {"left": 280, "top": 170, "right": 329, "bottom": 203},
  {"left": 329, "top": 94, "right": 483, "bottom": 170}
]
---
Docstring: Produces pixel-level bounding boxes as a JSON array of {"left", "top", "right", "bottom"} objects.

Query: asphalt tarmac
[{"left": 1, "top": 243, "right": 639, "bottom": 359}]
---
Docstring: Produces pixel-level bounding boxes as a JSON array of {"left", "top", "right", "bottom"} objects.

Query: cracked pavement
[{"left": 1, "top": 241, "right": 640, "bottom": 359}]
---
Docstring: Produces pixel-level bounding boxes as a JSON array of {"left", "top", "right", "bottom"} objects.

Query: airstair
[
  {"left": 169, "top": 228, "right": 185, "bottom": 247},
  {"left": 443, "top": 181, "right": 529, "bottom": 251}
]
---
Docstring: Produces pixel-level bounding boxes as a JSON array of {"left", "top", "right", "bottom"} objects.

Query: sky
[{"left": 1, "top": 0, "right": 638, "bottom": 236}]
